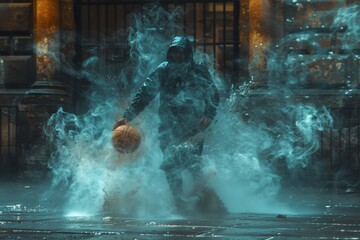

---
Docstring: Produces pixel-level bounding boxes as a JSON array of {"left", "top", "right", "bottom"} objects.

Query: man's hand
[
  {"left": 113, "top": 117, "right": 128, "bottom": 130},
  {"left": 199, "top": 116, "right": 211, "bottom": 129}
]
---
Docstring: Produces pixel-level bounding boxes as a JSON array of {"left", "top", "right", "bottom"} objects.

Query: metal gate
[
  {"left": 74, "top": 0, "right": 240, "bottom": 85},
  {"left": 0, "top": 106, "right": 18, "bottom": 170}
]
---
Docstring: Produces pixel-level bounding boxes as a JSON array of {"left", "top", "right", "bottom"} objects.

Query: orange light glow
[
  {"left": 35, "top": 0, "right": 60, "bottom": 80},
  {"left": 249, "top": 0, "right": 271, "bottom": 83}
]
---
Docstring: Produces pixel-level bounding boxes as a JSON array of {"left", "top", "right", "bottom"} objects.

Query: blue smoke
[
  {"left": 43, "top": 3, "right": 357, "bottom": 216},
  {"left": 332, "top": 4, "right": 360, "bottom": 50}
]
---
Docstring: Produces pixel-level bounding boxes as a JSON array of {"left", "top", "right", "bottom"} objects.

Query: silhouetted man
[{"left": 114, "top": 36, "right": 226, "bottom": 215}]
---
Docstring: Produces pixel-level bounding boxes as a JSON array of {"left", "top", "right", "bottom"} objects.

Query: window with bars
[{"left": 74, "top": 0, "right": 241, "bottom": 84}]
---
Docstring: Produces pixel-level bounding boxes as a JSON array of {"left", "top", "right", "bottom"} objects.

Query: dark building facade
[{"left": 0, "top": 0, "right": 359, "bottom": 180}]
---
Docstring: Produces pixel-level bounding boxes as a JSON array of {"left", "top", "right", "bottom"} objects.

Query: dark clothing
[
  {"left": 123, "top": 36, "right": 220, "bottom": 212},
  {"left": 123, "top": 37, "right": 219, "bottom": 157}
]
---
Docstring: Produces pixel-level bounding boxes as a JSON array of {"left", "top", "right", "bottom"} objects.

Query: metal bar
[
  {"left": 213, "top": 1, "right": 216, "bottom": 71},
  {"left": 74, "top": 0, "right": 83, "bottom": 65},
  {"left": 0, "top": 107, "right": 2, "bottom": 164},
  {"left": 348, "top": 108, "right": 351, "bottom": 167},
  {"left": 174, "top": 2, "right": 178, "bottom": 35},
  {"left": 87, "top": 0, "right": 91, "bottom": 39},
  {"left": 339, "top": 108, "right": 342, "bottom": 168},
  {"left": 59, "top": 0, "right": 63, "bottom": 72},
  {"left": 193, "top": 2, "right": 196, "bottom": 42},
  {"left": 140, "top": 0, "right": 144, "bottom": 26},
  {"left": 223, "top": 1, "right": 226, "bottom": 79},
  {"left": 105, "top": 3, "right": 109, "bottom": 38},
  {"left": 9, "top": 107, "right": 16, "bottom": 158},
  {"left": 203, "top": 2, "right": 206, "bottom": 53},
  {"left": 114, "top": 3, "right": 117, "bottom": 31},
  {"left": 7, "top": 107, "right": 10, "bottom": 160},
  {"left": 5, "top": 107, "right": 8, "bottom": 164},
  {"left": 358, "top": 108, "right": 360, "bottom": 169},
  {"left": 15, "top": 107, "right": 18, "bottom": 163},
  {"left": 232, "top": 0, "right": 239, "bottom": 85},
  {"left": 320, "top": 128, "right": 323, "bottom": 167},
  {"left": 125, "top": 4, "right": 128, "bottom": 29},
  {"left": 105, "top": 3, "right": 109, "bottom": 61},
  {"left": 97, "top": 0, "right": 100, "bottom": 44},
  {"left": 329, "top": 109, "right": 333, "bottom": 169},
  {"left": 1, "top": 108, "right": 8, "bottom": 165},
  {"left": 184, "top": 2, "right": 187, "bottom": 35}
]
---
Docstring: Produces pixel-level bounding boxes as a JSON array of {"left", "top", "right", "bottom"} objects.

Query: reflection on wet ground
[{"left": 1, "top": 179, "right": 359, "bottom": 239}]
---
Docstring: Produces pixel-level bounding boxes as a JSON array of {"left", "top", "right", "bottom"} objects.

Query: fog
[{"left": 42, "top": 3, "right": 359, "bottom": 217}]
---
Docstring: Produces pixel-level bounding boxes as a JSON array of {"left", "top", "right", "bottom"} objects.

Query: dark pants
[
  {"left": 159, "top": 131, "right": 204, "bottom": 208},
  {"left": 159, "top": 130, "right": 228, "bottom": 215}
]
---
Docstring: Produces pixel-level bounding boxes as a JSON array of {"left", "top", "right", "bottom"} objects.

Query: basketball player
[{"left": 114, "top": 36, "right": 226, "bottom": 215}]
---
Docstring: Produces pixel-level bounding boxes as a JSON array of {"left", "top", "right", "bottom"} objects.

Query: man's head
[
  {"left": 167, "top": 36, "right": 193, "bottom": 64},
  {"left": 167, "top": 47, "right": 186, "bottom": 63}
]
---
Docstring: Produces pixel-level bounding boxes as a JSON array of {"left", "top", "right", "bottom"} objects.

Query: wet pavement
[{"left": 1, "top": 178, "right": 360, "bottom": 239}]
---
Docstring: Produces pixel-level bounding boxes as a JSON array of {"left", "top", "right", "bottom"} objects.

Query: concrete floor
[{"left": 0, "top": 177, "right": 360, "bottom": 239}]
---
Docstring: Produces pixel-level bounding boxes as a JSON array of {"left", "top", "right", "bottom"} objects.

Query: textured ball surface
[{"left": 112, "top": 125, "right": 141, "bottom": 153}]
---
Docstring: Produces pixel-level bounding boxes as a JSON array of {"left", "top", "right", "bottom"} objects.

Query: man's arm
[
  {"left": 114, "top": 63, "right": 165, "bottom": 129},
  {"left": 196, "top": 64, "right": 220, "bottom": 129},
  {"left": 123, "top": 74, "right": 159, "bottom": 121}
]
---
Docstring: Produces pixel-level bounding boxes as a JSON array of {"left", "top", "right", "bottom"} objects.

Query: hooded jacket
[{"left": 123, "top": 36, "right": 219, "bottom": 144}]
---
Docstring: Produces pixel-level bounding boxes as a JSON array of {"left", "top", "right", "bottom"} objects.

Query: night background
[{"left": 0, "top": 0, "right": 359, "bottom": 239}]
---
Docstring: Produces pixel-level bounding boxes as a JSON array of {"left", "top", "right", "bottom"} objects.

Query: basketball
[{"left": 112, "top": 125, "right": 141, "bottom": 153}]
